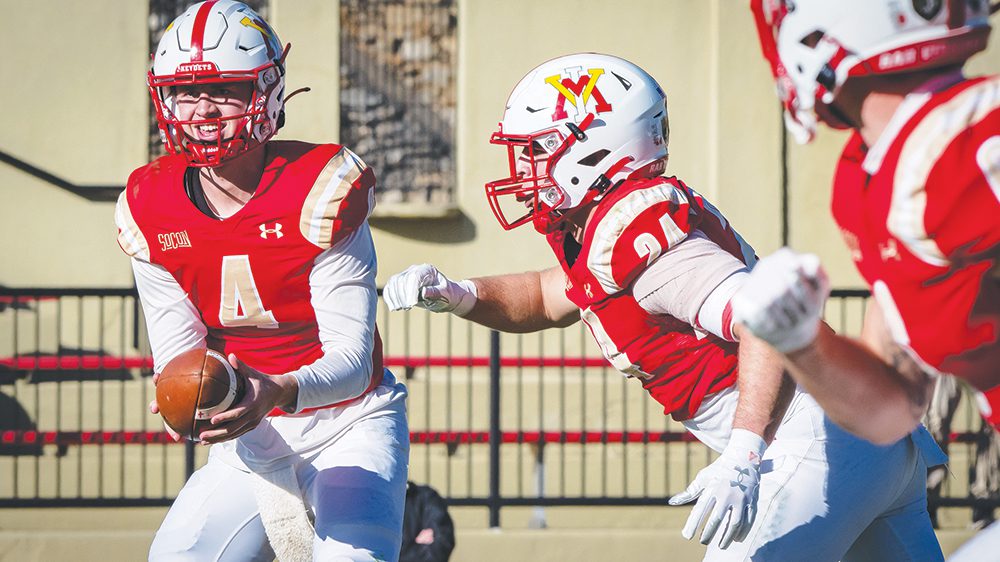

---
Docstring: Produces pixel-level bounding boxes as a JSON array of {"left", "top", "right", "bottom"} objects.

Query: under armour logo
[
  {"left": 583, "top": 283, "right": 593, "bottom": 299},
  {"left": 879, "top": 239, "right": 900, "bottom": 262},
  {"left": 730, "top": 466, "right": 752, "bottom": 492},
  {"left": 259, "top": 223, "right": 283, "bottom": 239}
]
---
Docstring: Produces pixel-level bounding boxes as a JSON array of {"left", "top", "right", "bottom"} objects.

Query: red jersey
[
  {"left": 548, "top": 176, "right": 755, "bottom": 420},
  {"left": 831, "top": 75, "right": 1000, "bottom": 427},
  {"left": 117, "top": 141, "right": 383, "bottom": 413},
  {"left": 832, "top": 76, "right": 1000, "bottom": 387}
]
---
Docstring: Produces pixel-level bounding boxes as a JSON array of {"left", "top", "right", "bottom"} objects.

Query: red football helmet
[{"left": 148, "top": 0, "right": 288, "bottom": 166}]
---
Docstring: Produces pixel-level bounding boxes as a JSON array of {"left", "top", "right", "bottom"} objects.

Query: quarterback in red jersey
[
  {"left": 116, "top": 2, "right": 408, "bottom": 560},
  {"left": 385, "top": 53, "right": 946, "bottom": 560},
  {"left": 740, "top": 0, "right": 1000, "bottom": 448}
]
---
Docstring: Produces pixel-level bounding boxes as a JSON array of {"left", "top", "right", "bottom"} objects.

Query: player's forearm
[
  {"left": 130, "top": 258, "right": 207, "bottom": 372},
  {"left": 731, "top": 325, "right": 795, "bottom": 444},
  {"left": 784, "top": 327, "right": 929, "bottom": 445},
  {"left": 463, "top": 272, "right": 565, "bottom": 333}
]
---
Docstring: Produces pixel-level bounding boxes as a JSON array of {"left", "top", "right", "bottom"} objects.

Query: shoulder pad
[
  {"left": 299, "top": 147, "right": 376, "bottom": 249},
  {"left": 889, "top": 77, "right": 1000, "bottom": 266},
  {"left": 113, "top": 160, "right": 181, "bottom": 261},
  {"left": 586, "top": 178, "right": 695, "bottom": 294}
]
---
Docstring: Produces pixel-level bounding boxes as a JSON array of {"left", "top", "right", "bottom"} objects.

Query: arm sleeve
[
  {"left": 130, "top": 257, "right": 207, "bottom": 373},
  {"left": 632, "top": 230, "right": 748, "bottom": 341},
  {"left": 287, "top": 222, "right": 379, "bottom": 412}
]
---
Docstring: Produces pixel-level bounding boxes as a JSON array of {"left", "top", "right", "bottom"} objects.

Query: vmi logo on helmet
[
  {"left": 176, "top": 62, "right": 219, "bottom": 74},
  {"left": 546, "top": 67, "right": 614, "bottom": 123}
]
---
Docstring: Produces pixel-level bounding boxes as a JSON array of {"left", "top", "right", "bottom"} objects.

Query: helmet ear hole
[{"left": 577, "top": 149, "right": 611, "bottom": 167}]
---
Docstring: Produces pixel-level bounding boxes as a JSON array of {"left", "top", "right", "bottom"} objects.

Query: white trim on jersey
[
  {"left": 115, "top": 191, "right": 151, "bottom": 262},
  {"left": 299, "top": 147, "right": 369, "bottom": 249},
  {"left": 862, "top": 93, "right": 930, "bottom": 176},
  {"left": 890, "top": 78, "right": 1000, "bottom": 268},
  {"left": 588, "top": 183, "right": 691, "bottom": 295},
  {"left": 871, "top": 280, "right": 943, "bottom": 378},
  {"left": 861, "top": 70, "right": 965, "bottom": 175},
  {"left": 977, "top": 136, "right": 1000, "bottom": 203}
]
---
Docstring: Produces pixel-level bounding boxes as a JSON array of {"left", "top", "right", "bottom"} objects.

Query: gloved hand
[
  {"left": 383, "top": 263, "right": 478, "bottom": 316},
  {"left": 669, "top": 429, "right": 766, "bottom": 549},
  {"left": 731, "top": 247, "right": 830, "bottom": 353}
]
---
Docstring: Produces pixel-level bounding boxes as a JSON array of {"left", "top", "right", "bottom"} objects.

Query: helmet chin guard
[
  {"left": 148, "top": 0, "right": 288, "bottom": 167},
  {"left": 486, "top": 53, "right": 669, "bottom": 233}
]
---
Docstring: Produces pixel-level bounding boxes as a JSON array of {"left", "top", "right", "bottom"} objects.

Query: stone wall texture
[{"left": 340, "top": 0, "right": 458, "bottom": 209}]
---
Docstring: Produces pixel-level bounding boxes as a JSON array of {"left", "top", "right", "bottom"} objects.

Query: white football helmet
[
  {"left": 485, "top": 53, "right": 670, "bottom": 233},
  {"left": 149, "top": 0, "right": 288, "bottom": 166},
  {"left": 751, "top": 0, "right": 994, "bottom": 143}
]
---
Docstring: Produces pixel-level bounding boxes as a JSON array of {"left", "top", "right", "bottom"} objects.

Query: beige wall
[
  {"left": 0, "top": 1, "right": 147, "bottom": 287},
  {"left": 1, "top": 1, "right": 998, "bottom": 289}
]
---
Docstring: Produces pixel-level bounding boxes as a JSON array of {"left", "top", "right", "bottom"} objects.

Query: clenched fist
[
  {"left": 732, "top": 248, "right": 830, "bottom": 354},
  {"left": 383, "top": 263, "right": 478, "bottom": 316}
]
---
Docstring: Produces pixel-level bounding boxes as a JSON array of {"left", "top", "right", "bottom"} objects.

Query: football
[{"left": 155, "top": 348, "right": 245, "bottom": 441}]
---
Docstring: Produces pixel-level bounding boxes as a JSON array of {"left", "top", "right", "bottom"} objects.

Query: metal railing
[{"left": 0, "top": 287, "right": 994, "bottom": 527}]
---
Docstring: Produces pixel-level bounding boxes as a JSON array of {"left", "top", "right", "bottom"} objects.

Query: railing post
[{"left": 488, "top": 329, "right": 501, "bottom": 528}]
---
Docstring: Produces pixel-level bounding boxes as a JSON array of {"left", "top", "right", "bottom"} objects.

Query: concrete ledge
[{"left": 0, "top": 507, "right": 982, "bottom": 562}]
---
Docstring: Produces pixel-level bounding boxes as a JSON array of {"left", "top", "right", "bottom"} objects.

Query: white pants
[
  {"left": 948, "top": 520, "right": 1000, "bottom": 561},
  {"left": 685, "top": 386, "right": 945, "bottom": 562},
  {"left": 148, "top": 397, "right": 409, "bottom": 562}
]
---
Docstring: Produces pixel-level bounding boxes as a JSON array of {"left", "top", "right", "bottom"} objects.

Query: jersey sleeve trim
[
  {"left": 299, "top": 147, "right": 374, "bottom": 249},
  {"left": 587, "top": 181, "right": 691, "bottom": 295},
  {"left": 890, "top": 78, "right": 1000, "bottom": 268},
  {"left": 115, "top": 190, "right": 150, "bottom": 261}
]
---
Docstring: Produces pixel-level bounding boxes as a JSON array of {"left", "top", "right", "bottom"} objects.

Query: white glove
[
  {"left": 669, "top": 429, "right": 766, "bottom": 549},
  {"left": 731, "top": 247, "right": 830, "bottom": 353},
  {"left": 383, "top": 263, "right": 478, "bottom": 316}
]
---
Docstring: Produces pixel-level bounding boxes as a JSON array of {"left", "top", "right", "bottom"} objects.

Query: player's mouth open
[{"left": 194, "top": 124, "right": 221, "bottom": 141}]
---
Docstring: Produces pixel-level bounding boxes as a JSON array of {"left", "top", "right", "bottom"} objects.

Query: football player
[
  {"left": 116, "top": 2, "right": 408, "bottom": 560},
  {"left": 385, "top": 53, "right": 946, "bottom": 560},
  {"left": 740, "top": 0, "right": 999, "bottom": 442},
  {"left": 740, "top": 1, "right": 1000, "bottom": 557}
]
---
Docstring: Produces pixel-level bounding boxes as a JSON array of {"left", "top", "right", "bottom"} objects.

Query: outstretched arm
[
  {"left": 384, "top": 264, "right": 579, "bottom": 333},
  {"left": 783, "top": 302, "right": 933, "bottom": 445},
  {"left": 464, "top": 266, "right": 579, "bottom": 332}
]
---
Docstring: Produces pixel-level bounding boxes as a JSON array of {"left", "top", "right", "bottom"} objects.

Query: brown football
[{"left": 155, "top": 348, "right": 245, "bottom": 441}]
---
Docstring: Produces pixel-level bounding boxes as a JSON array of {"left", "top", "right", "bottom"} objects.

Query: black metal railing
[{"left": 0, "top": 287, "right": 995, "bottom": 528}]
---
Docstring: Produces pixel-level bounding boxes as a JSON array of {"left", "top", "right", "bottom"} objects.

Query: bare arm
[
  {"left": 464, "top": 266, "right": 580, "bottom": 333},
  {"left": 732, "top": 324, "right": 796, "bottom": 444},
  {"left": 781, "top": 301, "right": 933, "bottom": 445}
]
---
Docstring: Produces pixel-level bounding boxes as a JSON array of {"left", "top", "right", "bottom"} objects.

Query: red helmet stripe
[{"left": 190, "top": 0, "right": 219, "bottom": 62}]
